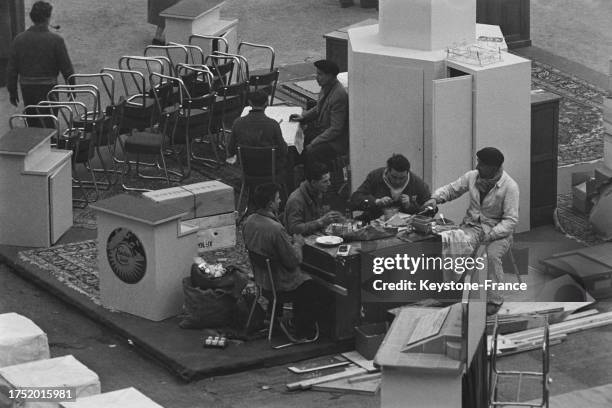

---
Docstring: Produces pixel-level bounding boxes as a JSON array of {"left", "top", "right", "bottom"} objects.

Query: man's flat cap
[
  {"left": 476, "top": 147, "right": 504, "bottom": 167},
  {"left": 314, "top": 59, "right": 340, "bottom": 76}
]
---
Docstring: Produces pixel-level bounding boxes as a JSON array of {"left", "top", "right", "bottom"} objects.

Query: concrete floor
[
  {"left": 1, "top": 1, "right": 611, "bottom": 407},
  {"left": 0, "top": 264, "right": 378, "bottom": 408}
]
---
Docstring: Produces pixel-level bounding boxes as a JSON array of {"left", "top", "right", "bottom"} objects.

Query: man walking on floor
[{"left": 6, "top": 1, "right": 74, "bottom": 110}]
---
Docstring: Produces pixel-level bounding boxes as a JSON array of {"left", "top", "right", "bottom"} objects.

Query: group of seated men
[
  {"left": 242, "top": 146, "right": 519, "bottom": 343},
  {"left": 226, "top": 59, "right": 349, "bottom": 185}
]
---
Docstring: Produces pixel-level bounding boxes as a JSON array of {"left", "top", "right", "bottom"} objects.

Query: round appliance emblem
[{"left": 106, "top": 228, "right": 147, "bottom": 284}]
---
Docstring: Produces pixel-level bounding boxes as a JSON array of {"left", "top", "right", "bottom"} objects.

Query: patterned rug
[
  {"left": 18, "top": 240, "right": 101, "bottom": 304},
  {"left": 554, "top": 193, "right": 605, "bottom": 246},
  {"left": 530, "top": 59, "right": 605, "bottom": 166},
  {"left": 17, "top": 235, "right": 253, "bottom": 305}
]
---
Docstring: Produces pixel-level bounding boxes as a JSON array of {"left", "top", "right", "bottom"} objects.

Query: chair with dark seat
[
  {"left": 68, "top": 72, "right": 123, "bottom": 186},
  {"left": 245, "top": 250, "right": 292, "bottom": 343},
  {"left": 236, "top": 145, "right": 287, "bottom": 221},
  {"left": 246, "top": 70, "right": 280, "bottom": 105},
  {"left": 175, "top": 63, "right": 222, "bottom": 168},
  {"left": 237, "top": 42, "right": 279, "bottom": 105},
  {"left": 176, "top": 63, "right": 214, "bottom": 98},
  {"left": 158, "top": 71, "right": 217, "bottom": 176},
  {"left": 195, "top": 80, "right": 248, "bottom": 165},
  {"left": 116, "top": 56, "right": 172, "bottom": 131},
  {"left": 204, "top": 54, "right": 240, "bottom": 89},
  {"left": 48, "top": 84, "right": 116, "bottom": 189},
  {"left": 215, "top": 81, "right": 248, "bottom": 132},
  {"left": 117, "top": 72, "right": 180, "bottom": 191},
  {"left": 213, "top": 51, "right": 250, "bottom": 86}
]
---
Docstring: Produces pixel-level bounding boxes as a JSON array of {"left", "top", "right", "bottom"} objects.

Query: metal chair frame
[
  {"left": 151, "top": 71, "right": 216, "bottom": 178},
  {"left": 101, "top": 67, "right": 179, "bottom": 187},
  {"left": 236, "top": 42, "right": 278, "bottom": 104},
  {"left": 118, "top": 72, "right": 182, "bottom": 191},
  {"left": 189, "top": 34, "right": 229, "bottom": 55},
  {"left": 24, "top": 102, "right": 98, "bottom": 207},
  {"left": 9, "top": 114, "right": 59, "bottom": 135},
  {"left": 247, "top": 69, "right": 280, "bottom": 105},
  {"left": 237, "top": 41, "right": 276, "bottom": 73},
  {"left": 236, "top": 145, "right": 289, "bottom": 223},
  {"left": 167, "top": 42, "right": 206, "bottom": 65},
  {"left": 176, "top": 63, "right": 214, "bottom": 99},
  {"left": 118, "top": 55, "right": 172, "bottom": 97},
  {"left": 50, "top": 84, "right": 116, "bottom": 189},
  {"left": 204, "top": 54, "right": 240, "bottom": 88},
  {"left": 245, "top": 250, "right": 292, "bottom": 344},
  {"left": 144, "top": 44, "right": 190, "bottom": 77},
  {"left": 489, "top": 315, "right": 551, "bottom": 407},
  {"left": 213, "top": 51, "right": 250, "bottom": 85},
  {"left": 175, "top": 63, "right": 221, "bottom": 169},
  {"left": 69, "top": 72, "right": 123, "bottom": 185},
  {"left": 213, "top": 80, "right": 249, "bottom": 158}
]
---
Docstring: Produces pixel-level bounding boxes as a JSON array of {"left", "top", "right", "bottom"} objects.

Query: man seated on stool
[
  {"left": 350, "top": 154, "right": 431, "bottom": 220},
  {"left": 226, "top": 90, "right": 288, "bottom": 168},
  {"left": 243, "top": 183, "right": 327, "bottom": 343},
  {"left": 284, "top": 162, "right": 343, "bottom": 235},
  {"left": 422, "top": 147, "right": 519, "bottom": 315},
  {"left": 289, "top": 59, "right": 348, "bottom": 165}
]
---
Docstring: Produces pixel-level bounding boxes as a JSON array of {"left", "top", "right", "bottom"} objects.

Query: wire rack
[{"left": 446, "top": 44, "right": 503, "bottom": 66}]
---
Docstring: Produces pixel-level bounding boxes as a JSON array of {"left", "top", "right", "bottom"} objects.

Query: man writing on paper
[
  {"left": 422, "top": 147, "right": 519, "bottom": 315},
  {"left": 350, "top": 154, "right": 431, "bottom": 220},
  {"left": 289, "top": 59, "right": 348, "bottom": 165}
]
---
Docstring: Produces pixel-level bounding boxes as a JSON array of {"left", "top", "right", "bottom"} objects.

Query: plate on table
[{"left": 315, "top": 235, "right": 344, "bottom": 246}]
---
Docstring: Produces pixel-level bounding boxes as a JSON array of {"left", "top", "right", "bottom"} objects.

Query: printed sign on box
[{"left": 184, "top": 212, "right": 237, "bottom": 254}]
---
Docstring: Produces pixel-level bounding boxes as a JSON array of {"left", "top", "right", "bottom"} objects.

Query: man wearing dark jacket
[
  {"left": 243, "top": 183, "right": 327, "bottom": 342},
  {"left": 350, "top": 154, "right": 431, "bottom": 219},
  {"left": 226, "top": 90, "right": 288, "bottom": 169},
  {"left": 6, "top": 1, "right": 74, "bottom": 109},
  {"left": 284, "top": 162, "right": 342, "bottom": 235},
  {"left": 289, "top": 59, "right": 348, "bottom": 164}
]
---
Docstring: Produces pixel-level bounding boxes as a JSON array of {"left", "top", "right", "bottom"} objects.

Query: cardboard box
[
  {"left": 355, "top": 322, "right": 388, "bottom": 360},
  {"left": 0, "top": 355, "right": 100, "bottom": 407},
  {"left": 142, "top": 181, "right": 235, "bottom": 220},
  {"left": 0, "top": 313, "right": 50, "bottom": 368},
  {"left": 571, "top": 172, "right": 597, "bottom": 213},
  {"left": 60, "top": 387, "right": 164, "bottom": 408},
  {"left": 183, "top": 212, "right": 237, "bottom": 254},
  {"left": 594, "top": 165, "right": 612, "bottom": 186}
]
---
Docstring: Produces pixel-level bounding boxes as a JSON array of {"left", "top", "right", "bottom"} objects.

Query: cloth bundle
[{"left": 440, "top": 229, "right": 474, "bottom": 282}]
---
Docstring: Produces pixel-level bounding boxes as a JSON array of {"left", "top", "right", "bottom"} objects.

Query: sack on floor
[
  {"left": 190, "top": 264, "right": 249, "bottom": 298},
  {"left": 179, "top": 278, "right": 236, "bottom": 329}
]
